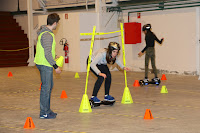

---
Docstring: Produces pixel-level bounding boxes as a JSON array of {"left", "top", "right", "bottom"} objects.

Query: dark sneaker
[
  {"left": 152, "top": 77, "right": 160, "bottom": 85},
  {"left": 49, "top": 111, "right": 57, "bottom": 116},
  {"left": 40, "top": 113, "right": 56, "bottom": 119},
  {"left": 104, "top": 95, "right": 115, "bottom": 102},
  {"left": 152, "top": 77, "right": 160, "bottom": 82},
  {"left": 90, "top": 96, "right": 101, "bottom": 103},
  {"left": 143, "top": 78, "right": 149, "bottom": 85},
  {"left": 143, "top": 78, "right": 149, "bottom": 83}
]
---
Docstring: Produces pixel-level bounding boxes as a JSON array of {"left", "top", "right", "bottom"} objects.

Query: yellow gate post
[
  {"left": 120, "top": 23, "right": 133, "bottom": 104},
  {"left": 79, "top": 26, "right": 96, "bottom": 113},
  {"left": 79, "top": 23, "right": 133, "bottom": 112}
]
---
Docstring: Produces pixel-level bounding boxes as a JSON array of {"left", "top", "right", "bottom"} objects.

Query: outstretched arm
[{"left": 154, "top": 34, "right": 164, "bottom": 44}]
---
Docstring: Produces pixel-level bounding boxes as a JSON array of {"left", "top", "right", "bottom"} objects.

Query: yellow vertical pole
[
  {"left": 79, "top": 26, "right": 96, "bottom": 113},
  {"left": 120, "top": 23, "right": 133, "bottom": 104},
  {"left": 85, "top": 26, "right": 96, "bottom": 94},
  {"left": 120, "top": 23, "right": 127, "bottom": 87}
]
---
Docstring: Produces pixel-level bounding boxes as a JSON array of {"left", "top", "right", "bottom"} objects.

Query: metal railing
[{"left": 42, "top": 0, "right": 95, "bottom": 7}]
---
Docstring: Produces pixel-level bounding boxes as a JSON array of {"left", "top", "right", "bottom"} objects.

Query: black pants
[
  {"left": 87, "top": 58, "right": 111, "bottom": 96},
  {"left": 91, "top": 64, "right": 111, "bottom": 96}
]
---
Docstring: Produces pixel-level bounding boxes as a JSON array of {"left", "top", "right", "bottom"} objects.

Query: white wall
[
  {"left": 14, "top": 15, "right": 38, "bottom": 36},
  {"left": 123, "top": 8, "right": 198, "bottom": 74},
  {"left": 63, "top": 13, "right": 81, "bottom": 71},
  {"left": 79, "top": 13, "right": 97, "bottom": 72},
  {"left": 37, "top": 12, "right": 94, "bottom": 72},
  {"left": 79, "top": 12, "right": 123, "bottom": 72},
  {"left": 10, "top": 5, "right": 200, "bottom": 75},
  {"left": 100, "top": 12, "right": 123, "bottom": 70}
]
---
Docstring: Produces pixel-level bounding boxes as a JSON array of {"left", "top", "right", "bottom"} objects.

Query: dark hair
[
  {"left": 106, "top": 42, "right": 120, "bottom": 64},
  {"left": 142, "top": 24, "right": 151, "bottom": 31},
  {"left": 47, "top": 13, "right": 60, "bottom": 25}
]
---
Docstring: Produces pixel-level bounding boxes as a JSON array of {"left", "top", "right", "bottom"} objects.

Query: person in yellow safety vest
[{"left": 34, "top": 13, "right": 61, "bottom": 119}]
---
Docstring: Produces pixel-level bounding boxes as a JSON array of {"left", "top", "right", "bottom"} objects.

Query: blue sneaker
[
  {"left": 104, "top": 95, "right": 115, "bottom": 102},
  {"left": 40, "top": 113, "right": 56, "bottom": 119},
  {"left": 90, "top": 96, "right": 101, "bottom": 103}
]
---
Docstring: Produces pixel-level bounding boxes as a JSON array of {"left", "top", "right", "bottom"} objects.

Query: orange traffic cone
[
  {"left": 24, "top": 117, "right": 35, "bottom": 129},
  {"left": 8, "top": 72, "right": 13, "bottom": 77},
  {"left": 144, "top": 109, "right": 153, "bottom": 120},
  {"left": 161, "top": 74, "right": 167, "bottom": 80},
  {"left": 133, "top": 80, "right": 140, "bottom": 87},
  {"left": 60, "top": 90, "right": 68, "bottom": 98},
  {"left": 39, "top": 83, "right": 42, "bottom": 90}
]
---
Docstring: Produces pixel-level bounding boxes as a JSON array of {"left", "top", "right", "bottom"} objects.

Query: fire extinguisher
[{"left": 60, "top": 38, "right": 69, "bottom": 63}]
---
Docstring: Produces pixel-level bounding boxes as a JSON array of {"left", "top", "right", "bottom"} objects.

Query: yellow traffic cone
[
  {"left": 79, "top": 94, "right": 92, "bottom": 113},
  {"left": 121, "top": 87, "right": 133, "bottom": 104},
  {"left": 75, "top": 72, "right": 80, "bottom": 78},
  {"left": 160, "top": 85, "right": 168, "bottom": 93},
  {"left": 55, "top": 56, "right": 64, "bottom": 67}
]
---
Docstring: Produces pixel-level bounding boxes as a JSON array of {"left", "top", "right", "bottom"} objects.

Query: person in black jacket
[{"left": 138, "top": 24, "right": 164, "bottom": 83}]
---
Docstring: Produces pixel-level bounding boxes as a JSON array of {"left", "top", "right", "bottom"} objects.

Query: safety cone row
[
  {"left": 8, "top": 72, "right": 13, "bottom": 77},
  {"left": 24, "top": 117, "right": 35, "bottom": 129},
  {"left": 23, "top": 107, "right": 152, "bottom": 128},
  {"left": 141, "top": 74, "right": 167, "bottom": 120},
  {"left": 23, "top": 110, "right": 153, "bottom": 129}
]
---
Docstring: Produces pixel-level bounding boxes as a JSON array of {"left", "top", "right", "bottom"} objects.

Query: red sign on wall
[
  {"left": 65, "top": 14, "right": 68, "bottom": 19},
  {"left": 137, "top": 13, "right": 141, "bottom": 18},
  {"left": 124, "top": 22, "right": 141, "bottom": 44}
]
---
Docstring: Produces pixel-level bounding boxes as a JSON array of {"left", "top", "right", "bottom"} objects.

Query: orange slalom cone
[
  {"left": 133, "top": 80, "right": 140, "bottom": 87},
  {"left": 161, "top": 74, "right": 167, "bottom": 80},
  {"left": 39, "top": 83, "right": 42, "bottom": 90},
  {"left": 60, "top": 90, "right": 68, "bottom": 98},
  {"left": 24, "top": 117, "right": 35, "bottom": 129},
  {"left": 144, "top": 109, "right": 154, "bottom": 120},
  {"left": 8, "top": 72, "right": 13, "bottom": 77}
]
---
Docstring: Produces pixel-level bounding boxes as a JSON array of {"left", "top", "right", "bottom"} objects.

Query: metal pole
[
  {"left": 95, "top": 0, "right": 102, "bottom": 49},
  {"left": 196, "top": 7, "right": 200, "bottom": 79},
  {"left": 27, "top": 0, "right": 35, "bottom": 66},
  {"left": 17, "top": 0, "right": 20, "bottom": 12}
]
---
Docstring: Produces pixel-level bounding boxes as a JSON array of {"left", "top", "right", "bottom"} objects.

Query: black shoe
[
  {"left": 143, "top": 78, "right": 149, "bottom": 83},
  {"left": 49, "top": 111, "right": 57, "bottom": 116},
  {"left": 152, "top": 77, "right": 160, "bottom": 82},
  {"left": 40, "top": 113, "right": 56, "bottom": 119}
]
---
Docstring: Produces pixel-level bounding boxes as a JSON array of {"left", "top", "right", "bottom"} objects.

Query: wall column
[{"left": 27, "top": 0, "right": 35, "bottom": 66}]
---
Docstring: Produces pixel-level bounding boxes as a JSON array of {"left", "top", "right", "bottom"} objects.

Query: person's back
[{"left": 145, "top": 31, "right": 156, "bottom": 47}]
